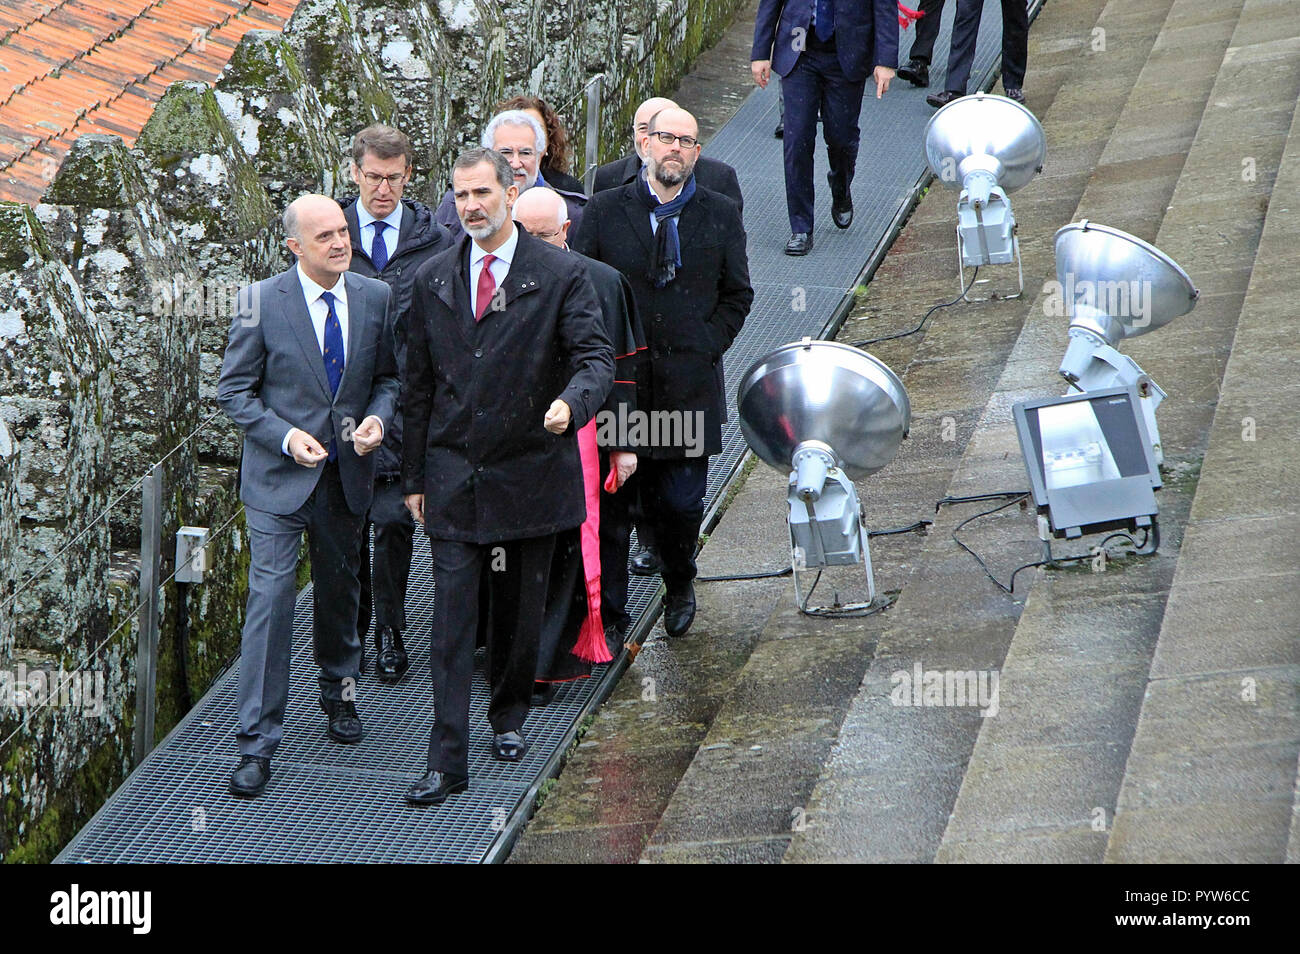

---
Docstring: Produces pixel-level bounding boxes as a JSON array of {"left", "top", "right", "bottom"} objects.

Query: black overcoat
[
  {"left": 401, "top": 227, "right": 614, "bottom": 543},
  {"left": 572, "top": 180, "right": 753, "bottom": 460},
  {"left": 341, "top": 196, "right": 451, "bottom": 476}
]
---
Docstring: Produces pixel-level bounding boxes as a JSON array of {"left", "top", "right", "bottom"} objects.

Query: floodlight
[
  {"left": 1013, "top": 386, "right": 1162, "bottom": 548},
  {"left": 924, "top": 92, "right": 1046, "bottom": 299},
  {"left": 1055, "top": 220, "right": 1199, "bottom": 464},
  {"left": 737, "top": 338, "right": 910, "bottom": 611}
]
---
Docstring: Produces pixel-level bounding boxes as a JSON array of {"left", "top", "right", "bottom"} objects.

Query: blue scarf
[{"left": 638, "top": 170, "right": 696, "bottom": 287}]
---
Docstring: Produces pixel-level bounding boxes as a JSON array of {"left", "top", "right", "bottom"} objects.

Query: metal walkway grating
[{"left": 56, "top": 0, "right": 1036, "bottom": 863}]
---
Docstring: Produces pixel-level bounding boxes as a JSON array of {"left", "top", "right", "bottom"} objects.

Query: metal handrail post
[{"left": 132, "top": 464, "right": 163, "bottom": 766}]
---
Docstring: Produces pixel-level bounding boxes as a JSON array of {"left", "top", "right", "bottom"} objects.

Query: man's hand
[
  {"left": 607, "top": 451, "right": 637, "bottom": 491},
  {"left": 874, "top": 65, "right": 895, "bottom": 99},
  {"left": 404, "top": 493, "right": 424, "bottom": 525},
  {"left": 751, "top": 59, "right": 771, "bottom": 89},
  {"left": 352, "top": 415, "right": 384, "bottom": 455},
  {"left": 287, "top": 428, "right": 328, "bottom": 467},
  {"left": 544, "top": 399, "right": 572, "bottom": 434}
]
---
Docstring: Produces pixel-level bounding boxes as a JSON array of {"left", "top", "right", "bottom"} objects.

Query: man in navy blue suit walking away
[{"left": 751, "top": 0, "right": 899, "bottom": 256}]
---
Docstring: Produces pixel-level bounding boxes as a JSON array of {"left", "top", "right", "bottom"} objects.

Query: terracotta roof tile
[{"left": 0, "top": 0, "right": 302, "bottom": 203}]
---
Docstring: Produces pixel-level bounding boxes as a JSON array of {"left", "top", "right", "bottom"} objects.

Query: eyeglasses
[
  {"left": 530, "top": 228, "right": 563, "bottom": 240},
  {"left": 497, "top": 148, "right": 537, "bottom": 161},
  {"left": 359, "top": 170, "right": 407, "bottom": 188},
  {"left": 650, "top": 131, "right": 699, "bottom": 148}
]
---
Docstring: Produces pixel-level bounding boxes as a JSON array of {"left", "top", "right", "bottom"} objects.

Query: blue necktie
[
  {"left": 320, "top": 290, "right": 344, "bottom": 461},
  {"left": 370, "top": 220, "right": 389, "bottom": 270},
  {"left": 815, "top": 0, "right": 835, "bottom": 42}
]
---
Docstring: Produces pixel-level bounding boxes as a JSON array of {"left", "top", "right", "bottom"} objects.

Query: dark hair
[
  {"left": 451, "top": 148, "right": 515, "bottom": 191},
  {"left": 495, "top": 95, "right": 572, "bottom": 175},
  {"left": 351, "top": 124, "right": 413, "bottom": 167}
]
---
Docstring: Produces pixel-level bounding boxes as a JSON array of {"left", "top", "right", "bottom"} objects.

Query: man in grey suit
[{"left": 218, "top": 193, "right": 400, "bottom": 798}]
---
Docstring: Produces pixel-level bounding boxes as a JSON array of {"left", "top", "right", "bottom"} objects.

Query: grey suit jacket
[{"left": 217, "top": 265, "right": 400, "bottom": 517}]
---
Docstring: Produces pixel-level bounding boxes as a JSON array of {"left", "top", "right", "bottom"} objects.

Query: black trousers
[
  {"left": 781, "top": 34, "right": 867, "bottom": 234},
  {"left": 425, "top": 533, "right": 556, "bottom": 777},
  {"left": 356, "top": 477, "right": 414, "bottom": 637},
  {"left": 602, "top": 456, "right": 708, "bottom": 629},
  {"left": 906, "top": 0, "right": 948, "bottom": 64},
  {"left": 944, "top": 0, "right": 1029, "bottom": 94}
]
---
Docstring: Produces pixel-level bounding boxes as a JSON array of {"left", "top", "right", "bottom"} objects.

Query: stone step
[
  {"left": 1102, "top": 0, "right": 1300, "bottom": 863},
  {"left": 781, "top": 0, "right": 1182, "bottom": 864},
  {"left": 932, "top": 0, "right": 1274, "bottom": 863}
]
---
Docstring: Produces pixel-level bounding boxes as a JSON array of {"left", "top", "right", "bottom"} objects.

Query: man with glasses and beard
[
  {"left": 573, "top": 107, "right": 753, "bottom": 641},
  {"left": 402, "top": 149, "right": 613, "bottom": 805}
]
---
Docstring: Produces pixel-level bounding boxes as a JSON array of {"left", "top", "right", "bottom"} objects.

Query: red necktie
[{"left": 475, "top": 254, "right": 497, "bottom": 321}]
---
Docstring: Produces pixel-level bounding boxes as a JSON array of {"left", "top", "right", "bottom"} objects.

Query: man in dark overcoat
[
  {"left": 401, "top": 149, "right": 613, "bottom": 805},
  {"left": 573, "top": 107, "right": 754, "bottom": 640},
  {"left": 340, "top": 123, "right": 452, "bottom": 682}
]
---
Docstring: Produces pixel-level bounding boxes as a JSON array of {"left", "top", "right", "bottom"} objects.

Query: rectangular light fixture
[{"left": 1012, "top": 386, "right": 1161, "bottom": 540}]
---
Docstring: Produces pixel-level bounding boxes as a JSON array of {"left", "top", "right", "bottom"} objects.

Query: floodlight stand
[
  {"left": 786, "top": 441, "right": 878, "bottom": 614},
  {"left": 1061, "top": 335, "right": 1168, "bottom": 465},
  {"left": 1036, "top": 514, "right": 1162, "bottom": 560},
  {"left": 958, "top": 230, "right": 1024, "bottom": 302},
  {"left": 955, "top": 181, "right": 1024, "bottom": 302}
]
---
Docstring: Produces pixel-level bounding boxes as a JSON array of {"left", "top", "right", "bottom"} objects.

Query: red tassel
[
  {"left": 571, "top": 419, "right": 612, "bottom": 665},
  {"left": 898, "top": 3, "right": 924, "bottom": 28},
  {"left": 573, "top": 581, "right": 611, "bottom": 664}
]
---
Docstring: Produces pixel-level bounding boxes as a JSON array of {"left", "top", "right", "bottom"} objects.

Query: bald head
[
  {"left": 513, "top": 187, "right": 569, "bottom": 247},
  {"left": 283, "top": 193, "right": 350, "bottom": 284},
  {"left": 633, "top": 96, "right": 678, "bottom": 159}
]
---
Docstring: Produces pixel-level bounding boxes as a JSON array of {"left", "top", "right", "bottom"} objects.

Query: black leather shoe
[
  {"left": 229, "top": 755, "right": 270, "bottom": 798},
  {"left": 829, "top": 173, "right": 853, "bottom": 229},
  {"left": 629, "top": 546, "right": 663, "bottom": 576},
  {"left": 1003, "top": 87, "right": 1026, "bottom": 105},
  {"left": 492, "top": 730, "right": 529, "bottom": 761},
  {"left": 926, "top": 89, "right": 963, "bottom": 109},
  {"left": 320, "top": 697, "right": 364, "bottom": 744},
  {"left": 663, "top": 583, "right": 696, "bottom": 638},
  {"left": 604, "top": 623, "right": 627, "bottom": 657},
  {"left": 784, "top": 232, "right": 813, "bottom": 256},
  {"left": 405, "top": 770, "right": 468, "bottom": 806},
  {"left": 375, "top": 626, "right": 409, "bottom": 683},
  {"left": 774, "top": 120, "right": 784, "bottom": 138},
  {"left": 531, "top": 682, "right": 558, "bottom": 707},
  {"left": 897, "top": 58, "right": 930, "bottom": 88}
]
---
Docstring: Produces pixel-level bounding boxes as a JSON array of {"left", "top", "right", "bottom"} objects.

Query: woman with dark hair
[{"left": 495, "top": 94, "right": 587, "bottom": 195}]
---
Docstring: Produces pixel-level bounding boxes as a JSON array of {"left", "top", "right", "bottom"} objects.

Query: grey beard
[
  {"left": 650, "top": 157, "right": 690, "bottom": 187},
  {"left": 462, "top": 205, "right": 506, "bottom": 240}
]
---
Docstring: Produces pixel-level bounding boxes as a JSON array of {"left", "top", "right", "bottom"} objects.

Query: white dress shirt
[
  {"left": 282, "top": 265, "right": 357, "bottom": 455},
  {"left": 356, "top": 201, "right": 402, "bottom": 264},
  {"left": 469, "top": 222, "right": 518, "bottom": 318}
]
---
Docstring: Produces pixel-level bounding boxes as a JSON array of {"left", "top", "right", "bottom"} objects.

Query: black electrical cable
[
  {"left": 950, "top": 494, "right": 1157, "bottom": 594},
  {"left": 949, "top": 493, "right": 1033, "bottom": 594},
  {"left": 696, "top": 567, "right": 792, "bottom": 582},
  {"left": 848, "top": 271, "right": 978, "bottom": 349},
  {"left": 695, "top": 520, "right": 931, "bottom": 582},
  {"left": 868, "top": 520, "right": 932, "bottom": 537},
  {"left": 935, "top": 490, "right": 1030, "bottom": 512}
]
